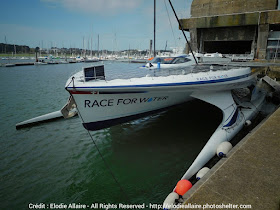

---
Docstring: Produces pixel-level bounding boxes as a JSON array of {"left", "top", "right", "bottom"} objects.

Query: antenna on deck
[{"left": 168, "top": 0, "right": 198, "bottom": 65}]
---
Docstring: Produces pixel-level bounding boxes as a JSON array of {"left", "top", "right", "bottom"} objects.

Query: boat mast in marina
[
  {"left": 98, "top": 34, "right": 100, "bottom": 59},
  {"left": 4, "top": 36, "right": 7, "bottom": 54},
  {"left": 154, "top": 0, "right": 156, "bottom": 57},
  {"left": 90, "top": 36, "right": 93, "bottom": 58},
  {"left": 13, "top": 44, "right": 16, "bottom": 57}
]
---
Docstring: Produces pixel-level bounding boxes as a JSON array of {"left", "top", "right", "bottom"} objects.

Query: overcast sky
[{"left": 0, "top": 0, "right": 192, "bottom": 51}]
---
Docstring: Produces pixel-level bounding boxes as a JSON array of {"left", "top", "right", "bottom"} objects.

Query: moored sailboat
[
  {"left": 63, "top": 0, "right": 268, "bottom": 206},
  {"left": 65, "top": 64, "right": 255, "bottom": 131}
]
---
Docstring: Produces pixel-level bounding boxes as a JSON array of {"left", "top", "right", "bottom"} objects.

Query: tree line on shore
[
  {"left": 0, "top": 43, "right": 171, "bottom": 57},
  {"left": 0, "top": 43, "right": 31, "bottom": 54}
]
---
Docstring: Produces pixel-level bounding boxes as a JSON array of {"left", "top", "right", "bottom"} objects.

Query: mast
[
  {"left": 128, "top": 44, "right": 130, "bottom": 60},
  {"left": 4, "top": 36, "right": 7, "bottom": 54},
  {"left": 87, "top": 37, "right": 90, "bottom": 57},
  {"left": 97, "top": 34, "right": 100, "bottom": 58},
  {"left": 153, "top": 0, "right": 156, "bottom": 57},
  {"left": 14, "top": 44, "right": 16, "bottom": 57},
  {"left": 149, "top": 40, "right": 153, "bottom": 58},
  {"left": 168, "top": 0, "right": 198, "bottom": 64},
  {"left": 82, "top": 36, "right": 85, "bottom": 57},
  {"left": 91, "top": 35, "right": 93, "bottom": 57},
  {"left": 5, "top": 36, "right": 10, "bottom": 63}
]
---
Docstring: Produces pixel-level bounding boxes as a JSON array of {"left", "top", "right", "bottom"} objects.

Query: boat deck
[
  {"left": 67, "top": 64, "right": 252, "bottom": 91},
  {"left": 79, "top": 64, "right": 249, "bottom": 82}
]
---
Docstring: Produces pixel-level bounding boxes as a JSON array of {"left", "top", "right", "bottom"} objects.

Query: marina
[{"left": 1, "top": 0, "right": 280, "bottom": 209}]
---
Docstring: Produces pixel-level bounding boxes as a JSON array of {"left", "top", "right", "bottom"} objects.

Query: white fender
[
  {"left": 163, "top": 192, "right": 179, "bottom": 209},
  {"left": 196, "top": 167, "right": 210, "bottom": 180},
  {"left": 245, "top": 120, "right": 252, "bottom": 126},
  {"left": 216, "top": 142, "right": 232, "bottom": 157}
]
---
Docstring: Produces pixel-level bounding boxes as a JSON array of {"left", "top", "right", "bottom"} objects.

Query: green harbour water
[{"left": 0, "top": 61, "right": 222, "bottom": 209}]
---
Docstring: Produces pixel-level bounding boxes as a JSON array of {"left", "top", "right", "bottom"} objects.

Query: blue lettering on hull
[{"left": 84, "top": 96, "right": 169, "bottom": 107}]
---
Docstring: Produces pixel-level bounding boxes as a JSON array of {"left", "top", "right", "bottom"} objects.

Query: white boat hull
[
  {"left": 71, "top": 91, "right": 192, "bottom": 130},
  {"left": 146, "top": 62, "right": 195, "bottom": 69},
  {"left": 66, "top": 66, "right": 255, "bottom": 131}
]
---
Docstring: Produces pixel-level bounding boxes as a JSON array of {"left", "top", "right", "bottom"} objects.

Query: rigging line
[
  {"left": 66, "top": 77, "right": 75, "bottom": 89},
  {"left": 168, "top": 0, "right": 198, "bottom": 65},
  {"left": 164, "top": 0, "right": 177, "bottom": 47},
  {"left": 70, "top": 93, "right": 129, "bottom": 202},
  {"left": 85, "top": 128, "right": 129, "bottom": 201}
]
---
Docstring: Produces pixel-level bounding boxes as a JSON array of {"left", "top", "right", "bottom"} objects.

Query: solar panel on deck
[
  {"left": 84, "top": 65, "right": 105, "bottom": 81},
  {"left": 95, "top": 65, "right": 105, "bottom": 78}
]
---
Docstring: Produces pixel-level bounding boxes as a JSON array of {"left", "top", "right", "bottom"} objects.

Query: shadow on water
[{"left": 94, "top": 99, "right": 223, "bottom": 204}]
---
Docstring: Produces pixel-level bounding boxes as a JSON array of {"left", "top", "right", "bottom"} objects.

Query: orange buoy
[
  {"left": 148, "top": 57, "right": 154, "bottom": 61},
  {"left": 175, "top": 179, "right": 192, "bottom": 196}
]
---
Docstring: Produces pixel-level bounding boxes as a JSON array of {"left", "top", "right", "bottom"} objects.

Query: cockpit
[{"left": 150, "top": 56, "right": 192, "bottom": 64}]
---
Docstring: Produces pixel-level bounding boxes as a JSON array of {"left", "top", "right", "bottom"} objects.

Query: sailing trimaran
[{"left": 16, "top": 1, "right": 267, "bottom": 206}]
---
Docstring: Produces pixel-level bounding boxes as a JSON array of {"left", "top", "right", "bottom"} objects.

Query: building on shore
[{"left": 180, "top": 0, "right": 280, "bottom": 60}]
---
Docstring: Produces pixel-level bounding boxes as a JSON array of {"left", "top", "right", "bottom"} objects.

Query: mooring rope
[
  {"left": 84, "top": 126, "right": 129, "bottom": 202},
  {"left": 68, "top": 92, "right": 129, "bottom": 202}
]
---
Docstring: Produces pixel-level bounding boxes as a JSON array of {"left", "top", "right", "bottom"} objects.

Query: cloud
[{"left": 41, "top": 0, "right": 144, "bottom": 15}]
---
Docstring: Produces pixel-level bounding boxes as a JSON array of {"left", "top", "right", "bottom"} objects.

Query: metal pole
[
  {"left": 274, "top": 39, "right": 279, "bottom": 62},
  {"left": 98, "top": 34, "right": 99, "bottom": 58},
  {"left": 154, "top": 0, "right": 156, "bottom": 57},
  {"left": 168, "top": 0, "right": 198, "bottom": 64}
]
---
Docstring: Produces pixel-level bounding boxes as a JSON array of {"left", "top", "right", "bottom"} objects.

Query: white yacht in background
[
  {"left": 144, "top": 54, "right": 196, "bottom": 69},
  {"left": 202, "top": 52, "right": 232, "bottom": 63},
  {"left": 34, "top": 60, "right": 48, "bottom": 65},
  {"left": 84, "top": 56, "right": 99, "bottom": 63},
  {"left": 75, "top": 56, "right": 84, "bottom": 62}
]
